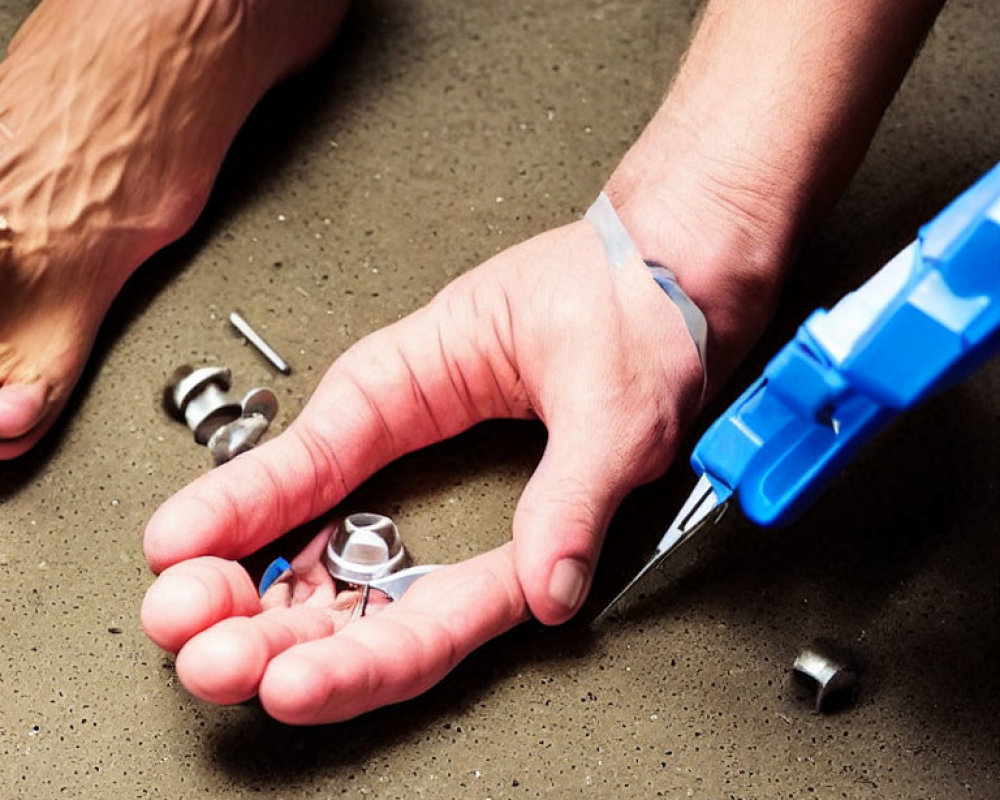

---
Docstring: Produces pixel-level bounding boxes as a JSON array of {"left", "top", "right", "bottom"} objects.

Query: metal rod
[
  {"left": 229, "top": 310, "right": 291, "bottom": 375},
  {"left": 358, "top": 583, "right": 371, "bottom": 617},
  {"left": 349, "top": 584, "right": 371, "bottom": 622}
]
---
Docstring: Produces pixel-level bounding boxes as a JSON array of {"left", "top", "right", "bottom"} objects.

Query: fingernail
[{"left": 548, "top": 558, "right": 589, "bottom": 612}]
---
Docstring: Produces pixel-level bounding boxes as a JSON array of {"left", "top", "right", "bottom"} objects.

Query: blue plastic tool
[
  {"left": 697, "top": 160, "right": 1000, "bottom": 525},
  {"left": 595, "top": 162, "right": 1000, "bottom": 622},
  {"left": 258, "top": 556, "right": 291, "bottom": 596}
]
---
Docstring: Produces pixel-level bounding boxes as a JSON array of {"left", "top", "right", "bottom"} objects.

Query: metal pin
[
  {"left": 349, "top": 584, "right": 372, "bottom": 622},
  {"left": 229, "top": 310, "right": 291, "bottom": 375}
]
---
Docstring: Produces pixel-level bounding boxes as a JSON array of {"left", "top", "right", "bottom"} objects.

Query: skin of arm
[
  {"left": 141, "top": 0, "right": 948, "bottom": 723},
  {"left": 607, "top": 0, "right": 948, "bottom": 391}
]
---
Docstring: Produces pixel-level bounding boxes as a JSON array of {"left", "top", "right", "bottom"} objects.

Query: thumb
[
  {"left": 512, "top": 422, "right": 652, "bottom": 626},
  {"left": 145, "top": 273, "right": 533, "bottom": 573}
]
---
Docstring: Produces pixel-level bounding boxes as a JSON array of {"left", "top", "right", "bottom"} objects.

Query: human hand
[
  {"left": 143, "top": 528, "right": 527, "bottom": 722},
  {"left": 141, "top": 206, "right": 761, "bottom": 723}
]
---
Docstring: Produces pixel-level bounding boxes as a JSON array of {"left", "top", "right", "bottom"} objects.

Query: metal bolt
[
  {"left": 164, "top": 366, "right": 278, "bottom": 459},
  {"left": 164, "top": 366, "right": 242, "bottom": 444},
  {"left": 241, "top": 387, "right": 279, "bottom": 421},
  {"left": 208, "top": 414, "right": 268, "bottom": 464}
]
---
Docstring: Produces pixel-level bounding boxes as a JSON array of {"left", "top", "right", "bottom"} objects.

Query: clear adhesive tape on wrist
[{"left": 585, "top": 192, "right": 708, "bottom": 397}]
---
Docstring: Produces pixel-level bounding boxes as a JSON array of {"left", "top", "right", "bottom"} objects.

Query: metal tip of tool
[
  {"left": 590, "top": 554, "right": 666, "bottom": 628},
  {"left": 590, "top": 474, "right": 726, "bottom": 628}
]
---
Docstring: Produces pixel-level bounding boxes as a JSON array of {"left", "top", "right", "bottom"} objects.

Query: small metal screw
[{"left": 256, "top": 514, "right": 441, "bottom": 615}]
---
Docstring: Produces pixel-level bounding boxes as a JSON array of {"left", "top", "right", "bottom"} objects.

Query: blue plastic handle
[{"left": 692, "top": 162, "right": 1000, "bottom": 526}]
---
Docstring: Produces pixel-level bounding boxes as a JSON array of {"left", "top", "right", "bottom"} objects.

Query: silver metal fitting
[
  {"left": 324, "top": 513, "right": 429, "bottom": 620},
  {"left": 164, "top": 366, "right": 241, "bottom": 444},
  {"left": 164, "top": 365, "right": 278, "bottom": 464},
  {"left": 324, "top": 513, "right": 409, "bottom": 585},
  {"left": 792, "top": 639, "right": 859, "bottom": 712}
]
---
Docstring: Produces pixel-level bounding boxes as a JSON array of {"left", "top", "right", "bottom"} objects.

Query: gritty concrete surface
[{"left": 2, "top": 1, "right": 1000, "bottom": 797}]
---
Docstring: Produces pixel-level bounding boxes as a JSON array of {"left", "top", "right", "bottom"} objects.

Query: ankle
[{"left": 242, "top": 0, "right": 352, "bottom": 82}]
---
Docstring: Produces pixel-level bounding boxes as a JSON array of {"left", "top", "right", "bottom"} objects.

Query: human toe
[{"left": 0, "top": 380, "right": 47, "bottom": 439}]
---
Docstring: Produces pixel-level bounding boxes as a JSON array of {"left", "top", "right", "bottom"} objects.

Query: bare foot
[{"left": 0, "top": 0, "right": 350, "bottom": 459}]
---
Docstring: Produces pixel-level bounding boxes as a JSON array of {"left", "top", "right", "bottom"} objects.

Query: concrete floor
[{"left": 2, "top": 1, "right": 1000, "bottom": 797}]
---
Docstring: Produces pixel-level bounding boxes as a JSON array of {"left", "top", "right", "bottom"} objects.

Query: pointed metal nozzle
[{"left": 591, "top": 474, "right": 726, "bottom": 627}]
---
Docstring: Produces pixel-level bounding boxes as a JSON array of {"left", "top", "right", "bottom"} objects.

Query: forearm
[{"left": 606, "top": 0, "right": 947, "bottom": 384}]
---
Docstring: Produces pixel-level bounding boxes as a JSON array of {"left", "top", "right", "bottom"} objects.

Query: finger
[
  {"left": 510, "top": 245, "right": 704, "bottom": 625},
  {"left": 511, "top": 426, "right": 635, "bottom": 625},
  {"left": 145, "top": 536, "right": 387, "bottom": 706},
  {"left": 144, "top": 287, "right": 529, "bottom": 572},
  {"left": 175, "top": 605, "right": 340, "bottom": 706},
  {"left": 257, "top": 542, "right": 528, "bottom": 724},
  {"left": 261, "top": 526, "right": 339, "bottom": 609},
  {"left": 141, "top": 556, "right": 262, "bottom": 653},
  {"left": 174, "top": 577, "right": 389, "bottom": 706}
]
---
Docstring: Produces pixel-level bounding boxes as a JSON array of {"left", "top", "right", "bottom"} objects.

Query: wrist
[
  {"left": 604, "top": 142, "right": 795, "bottom": 391},
  {"left": 601, "top": 0, "right": 947, "bottom": 394}
]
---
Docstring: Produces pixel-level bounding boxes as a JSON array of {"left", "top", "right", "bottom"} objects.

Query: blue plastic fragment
[
  {"left": 692, "top": 162, "right": 1000, "bottom": 526},
  {"left": 258, "top": 556, "right": 291, "bottom": 596}
]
